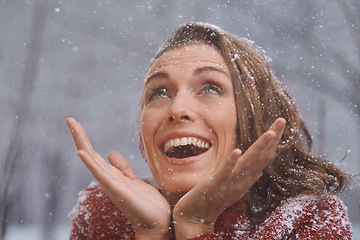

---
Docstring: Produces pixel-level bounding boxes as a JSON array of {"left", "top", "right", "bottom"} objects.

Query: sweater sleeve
[
  {"left": 188, "top": 233, "right": 224, "bottom": 240},
  {"left": 289, "top": 195, "right": 353, "bottom": 239},
  {"left": 251, "top": 194, "right": 353, "bottom": 240},
  {"left": 68, "top": 182, "right": 135, "bottom": 240}
]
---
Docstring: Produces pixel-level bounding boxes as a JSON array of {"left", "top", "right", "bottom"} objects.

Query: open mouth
[{"left": 163, "top": 137, "right": 211, "bottom": 159}]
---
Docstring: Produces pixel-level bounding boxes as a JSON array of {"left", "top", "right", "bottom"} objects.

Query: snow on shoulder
[
  {"left": 67, "top": 181, "right": 99, "bottom": 221},
  {"left": 248, "top": 194, "right": 352, "bottom": 239}
]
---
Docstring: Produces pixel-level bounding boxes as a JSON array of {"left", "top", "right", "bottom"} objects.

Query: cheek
[
  {"left": 140, "top": 111, "right": 154, "bottom": 145},
  {"left": 207, "top": 104, "right": 237, "bottom": 127},
  {"left": 140, "top": 107, "right": 165, "bottom": 153},
  {"left": 227, "top": 105, "right": 238, "bottom": 137},
  {"left": 139, "top": 111, "right": 158, "bottom": 172},
  {"left": 210, "top": 104, "right": 238, "bottom": 146}
]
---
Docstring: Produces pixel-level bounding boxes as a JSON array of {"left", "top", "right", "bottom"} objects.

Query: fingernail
[
  {"left": 275, "top": 120, "right": 285, "bottom": 131},
  {"left": 233, "top": 148, "right": 242, "bottom": 157}
]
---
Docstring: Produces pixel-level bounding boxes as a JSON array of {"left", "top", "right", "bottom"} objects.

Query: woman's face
[{"left": 140, "top": 44, "right": 237, "bottom": 195}]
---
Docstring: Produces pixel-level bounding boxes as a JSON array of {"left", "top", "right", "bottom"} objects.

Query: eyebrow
[
  {"left": 193, "top": 66, "right": 229, "bottom": 77},
  {"left": 145, "top": 65, "right": 229, "bottom": 85},
  {"left": 145, "top": 72, "right": 169, "bottom": 85}
]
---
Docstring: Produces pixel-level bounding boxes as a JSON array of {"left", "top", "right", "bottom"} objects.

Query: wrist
[
  {"left": 135, "top": 227, "right": 168, "bottom": 240},
  {"left": 173, "top": 215, "right": 214, "bottom": 240}
]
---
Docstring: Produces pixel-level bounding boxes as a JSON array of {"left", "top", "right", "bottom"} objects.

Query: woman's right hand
[
  {"left": 172, "top": 118, "right": 286, "bottom": 239},
  {"left": 66, "top": 117, "right": 170, "bottom": 240}
]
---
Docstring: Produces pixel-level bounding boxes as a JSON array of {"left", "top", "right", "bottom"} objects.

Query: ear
[{"left": 139, "top": 133, "right": 147, "bottom": 162}]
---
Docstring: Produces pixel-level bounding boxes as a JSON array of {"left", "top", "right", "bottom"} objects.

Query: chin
[{"left": 157, "top": 172, "right": 203, "bottom": 196}]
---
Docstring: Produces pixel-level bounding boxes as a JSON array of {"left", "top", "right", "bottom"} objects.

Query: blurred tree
[
  {"left": 0, "top": 0, "right": 47, "bottom": 238},
  {"left": 334, "top": 0, "right": 360, "bottom": 126},
  {"left": 41, "top": 151, "right": 67, "bottom": 240}
]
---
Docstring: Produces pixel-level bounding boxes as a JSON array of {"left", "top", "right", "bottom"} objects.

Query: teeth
[
  {"left": 197, "top": 140, "right": 202, "bottom": 148},
  {"left": 163, "top": 137, "right": 211, "bottom": 153},
  {"left": 174, "top": 138, "right": 180, "bottom": 147}
]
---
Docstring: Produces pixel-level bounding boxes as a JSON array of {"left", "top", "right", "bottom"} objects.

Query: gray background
[{"left": 1, "top": 0, "right": 359, "bottom": 239}]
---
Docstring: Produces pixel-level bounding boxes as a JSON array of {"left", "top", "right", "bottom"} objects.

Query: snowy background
[{"left": 0, "top": 0, "right": 359, "bottom": 239}]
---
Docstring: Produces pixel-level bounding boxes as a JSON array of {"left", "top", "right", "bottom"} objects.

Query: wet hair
[{"left": 146, "top": 22, "right": 349, "bottom": 225}]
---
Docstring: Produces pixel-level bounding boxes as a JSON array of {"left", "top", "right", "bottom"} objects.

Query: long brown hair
[{"left": 146, "top": 22, "right": 349, "bottom": 224}]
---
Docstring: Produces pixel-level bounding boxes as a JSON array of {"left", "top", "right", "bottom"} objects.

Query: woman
[{"left": 66, "top": 22, "right": 352, "bottom": 239}]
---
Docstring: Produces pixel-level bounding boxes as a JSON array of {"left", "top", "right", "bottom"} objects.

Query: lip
[
  {"left": 159, "top": 131, "right": 212, "bottom": 165},
  {"left": 164, "top": 149, "right": 210, "bottom": 165}
]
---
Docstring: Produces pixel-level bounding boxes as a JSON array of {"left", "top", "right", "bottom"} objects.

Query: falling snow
[{"left": 1, "top": 1, "right": 359, "bottom": 239}]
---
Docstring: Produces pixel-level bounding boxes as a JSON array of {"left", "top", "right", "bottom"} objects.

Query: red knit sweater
[{"left": 68, "top": 182, "right": 353, "bottom": 239}]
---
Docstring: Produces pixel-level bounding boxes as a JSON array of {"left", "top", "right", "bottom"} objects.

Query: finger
[
  {"left": 268, "top": 118, "right": 286, "bottom": 135},
  {"left": 242, "top": 118, "right": 285, "bottom": 164},
  {"left": 234, "top": 131, "right": 277, "bottom": 176},
  {"left": 215, "top": 149, "right": 242, "bottom": 178},
  {"left": 199, "top": 149, "right": 242, "bottom": 199},
  {"left": 108, "top": 151, "right": 137, "bottom": 179},
  {"left": 266, "top": 118, "right": 286, "bottom": 157},
  {"left": 232, "top": 121, "right": 286, "bottom": 191},
  {"left": 77, "top": 149, "right": 107, "bottom": 180},
  {"left": 244, "top": 130, "right": 276, "bottom": 159},
  {"left": 66, "top": 117, "right": 92, "bottom": 151},
  {"left": 66, "top": 117, "right": 94, "bottom": 154},
  {"left": 67, "top": 118, "right": 110, "bottom": 172}
]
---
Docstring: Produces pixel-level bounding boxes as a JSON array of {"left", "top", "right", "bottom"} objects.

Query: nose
[
  {"left": 168, "top": 91, "right": 194, "bottom": 123},
  {"left": 169, "top": 115, "right": 190, "bottom": 122}
]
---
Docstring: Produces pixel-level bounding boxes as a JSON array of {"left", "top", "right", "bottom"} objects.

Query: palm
[
  {"left": 96, "top": 160, "right": 170, "bottom": 232},
  {"left": 173, "top": 118, "right": 286, "bottom": 238},
  {"left": 67, "top": 118, "right": 170, "bottom": 234},
  {"left": 173, "top": 150, "right": 244, "bottom": 227},
  {"left": 93, "top": 155, "right": 170, "bottom": 232}
]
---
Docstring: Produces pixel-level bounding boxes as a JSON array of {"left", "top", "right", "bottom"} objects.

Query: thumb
[{"left": 108, "top": 151, "right": 137, "bottom": 179}]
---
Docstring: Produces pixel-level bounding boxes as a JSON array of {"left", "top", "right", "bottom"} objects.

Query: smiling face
[{"left": 140, "top": 44, "right": 238, "bottom": 196}]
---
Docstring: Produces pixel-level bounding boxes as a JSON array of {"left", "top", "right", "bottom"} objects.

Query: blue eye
[
  {"left": 149, "top": 88, "right": 168, "bottom": 101},
  {"left": 201, "top": 84, "right": 224, "bottom": 96}
]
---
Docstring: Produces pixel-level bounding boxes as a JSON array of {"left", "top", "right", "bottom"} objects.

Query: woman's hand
[
  {"left": 66, "top": 117, "right": 170, "bottom": 240},
  {"left": 172, "top": 118, "right": 286, "bottom": 240}
]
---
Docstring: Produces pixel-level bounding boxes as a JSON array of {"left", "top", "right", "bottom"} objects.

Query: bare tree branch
[
  {"left": 0, "top": 0, "right": 47, "bottom": 238},
  {"left": 336, "top": 0, "right": 360, "bottom": 62}
]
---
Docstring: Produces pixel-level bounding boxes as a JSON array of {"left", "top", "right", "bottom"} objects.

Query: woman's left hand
[
  {"left": 172, "top": 118, "right": 286, "bottom": 240},
  {"left": 66, "top": 118, "right": 171, "bottom": 239}
]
